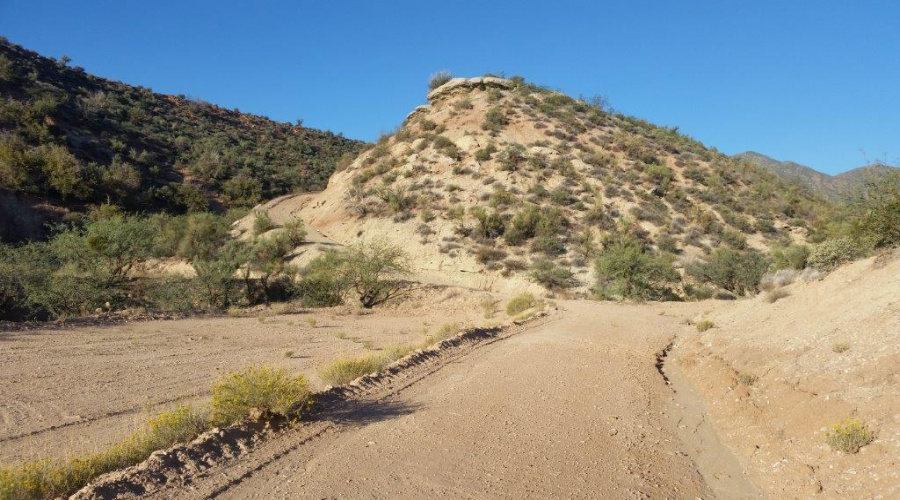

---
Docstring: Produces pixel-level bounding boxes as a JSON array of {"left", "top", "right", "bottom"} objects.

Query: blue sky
[{"left": 1, "top": 1, "right": 897, "bottom": 174}]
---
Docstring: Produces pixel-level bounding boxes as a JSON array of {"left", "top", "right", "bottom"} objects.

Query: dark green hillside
[{"left": 0, "top": 38, "right": 364, "bottom": 240}]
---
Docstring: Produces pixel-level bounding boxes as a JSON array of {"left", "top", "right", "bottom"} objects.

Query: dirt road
[{"left": 128, "top": 301, "right": 758, "bottom": 499}]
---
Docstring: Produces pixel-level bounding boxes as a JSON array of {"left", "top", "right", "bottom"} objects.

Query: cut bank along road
[{"left": 142, "top": 301, "right": 759, "bottom": 499}]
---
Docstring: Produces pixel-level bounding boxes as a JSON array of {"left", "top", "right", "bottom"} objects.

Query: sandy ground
[
  {"left": 675, "top": 253, "right": 900, "bottom": 499},
  {"left": 0, "top": 288, "right": 493, "bottom": 465},
  {"left": 123, "top": 300, "right": 759, "bottom": 500}
]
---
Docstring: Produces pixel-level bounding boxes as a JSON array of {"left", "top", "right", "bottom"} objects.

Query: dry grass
[
  {"left": 506, "top": 293, "right": 538, "bottom": 316},
  {"left": 826, "top": 418, "right": 875, "bottom": 454},
  {"left": 0, "top": 405, "right": 206, "bottom": 500},
  {"left": 736, "top": 372, "right": 758, "bottom": 386},
  {"left": 695, "top": 319, "right": 715, "bottom": 332},
  {"left": 764, "top": 288, "right": 790, "bottom": 303},
  {"left": 831, "top": 341, "right": 851, "bottom": 353},
  {"left": 318, "top": 354, "right": 388, "bottom": 386}
]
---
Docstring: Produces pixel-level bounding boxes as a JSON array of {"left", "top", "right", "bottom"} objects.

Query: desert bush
[
  {"left": 769, "top": 244, "right": 810, "bottom": 271},
  {"left": 483, "top": 107, "right": 508, "bottom": 132},
  {"left": 319, "top": 354, "right": 388, "bottom": 385},
  {"left": 736, "top": 373, "right": 758, "bottom": 386},
  {"left": 505, "top": 292, "right": 538, "bottom": 316},
  {"left": 763, "top": 288, "right": 790, "bottom": 303},
  {"left": 695, "top": 319, "right": 715, "bottom": 332},
  {"left": 283, "top": 218, "right": 307, "bottom": 246},
  {"left": 758, "top": 269, "right": 797, "bottom": 292},
  {"left": 428, "top": 70, "right": 453, "bottom": 91},
  {"left": 504, "top": 205, "right": 564, "bottom": 246},
  {"left": 470, "top": 207, "right": 505, "bottom": 240},
  {"left": 808, "top": 237, "right": 856, "bottom": 271},
  {"left": 474, "top": 143, "right": 497, "bottom": 162},
  {"left": 849, "top": 169, "right": 900, "bottom": 249},
  {"left": 252, "top": 210, "right": 276, "bottom": 236},
  {"left": 210, "top": 365, "right": 311, "bottom": 426},
  {"left": 594, "top": 242, "right": 678, "bottom": 301},
  {"left": 343, "top": 240, "right": 411, "bottom": 308},
  {"left": 687, "top": 248, "right": 769, "bottom": 295},
  {"left": 826, "top": 418, "right": 875, "bottom": 454},
  {"left": 529, "top": 260, "right": 577, "bottom": 290}
]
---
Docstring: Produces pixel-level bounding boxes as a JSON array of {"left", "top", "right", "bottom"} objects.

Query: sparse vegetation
[
  {"left": 695, "top": 320, "right": 715, "bottom": 332},
  {"left": 594, "top": 240, "right": 677, "bottom": 300},
  {"left": 319, "top": 354, "right": 388, "bottom": 385},
  {"left": 506, "top": 292, "right": 538, "bottom": 316},
  {"left": 764, "top": 288, "right": 790, "bottom": 303},
  {"left": 825, "top": 418, "right": 875, "bottom": 454},
  {"left": 831, "top": 341, "right": 851, "bottom": 353},
  {"left": 428, "top": 70, "right": 453, "bottom": 91},
  {"left": 736, "top": 372, "right": 758, "bottom": 386},
  {"left": 687, "top": 248, "right": 769, "bottom": 296},
  {"left": 210, "top": 365, "right": 311, "bottom": 425},
  {"left": 529, "top": 260, "right": 577, "bottom": 290}
]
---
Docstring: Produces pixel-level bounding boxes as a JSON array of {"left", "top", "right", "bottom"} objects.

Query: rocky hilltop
[{"left": 241, "top": 76, "right": 827, "bottom": 294}]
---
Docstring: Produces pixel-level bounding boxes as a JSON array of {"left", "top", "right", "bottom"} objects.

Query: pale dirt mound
[
  {"left": 676, "top": 252, "right": 900, "bottom": 498},
  {"left": 237, "top": 77, "right": 824, "bottom": 296}
]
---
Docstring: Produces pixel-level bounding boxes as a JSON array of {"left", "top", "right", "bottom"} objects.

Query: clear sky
[{"left": 1, "top": 1, "right": 897, "bottom": 174}]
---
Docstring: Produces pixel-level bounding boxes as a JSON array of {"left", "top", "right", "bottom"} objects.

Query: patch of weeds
[
  {"left": 284, "top": 350, "right": 294, "bottom": 358},
  {"left": 480, "top": 297, "right": 496, "bottom": 318},
  {"left": 831, "top": 342, "right": 851, "bottom": 353},
  {"left": 695, "top": 320, "right": 715, "bottom": 332},
  {"left": 736, "top": 372, "right": 758, "bottom": 386},
  {"left": 506, "top": 292, "right": 538, "bottom": 316},
  {"left": 826, "top": 418, "right": 875, "bottom": 454},
  {"left": 319, "top": 354, "right": 387, "bottom": 385},
  {"left": 306, "top": 317, "right": 317, "bottom": 328}
]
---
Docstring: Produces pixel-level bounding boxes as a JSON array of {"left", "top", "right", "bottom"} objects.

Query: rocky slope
[
  {"left": 241, "top": 76, "right": 828, "bottom": 294},
  {"left": 0, "top": 38, "right": 364, "bottom": 241}
]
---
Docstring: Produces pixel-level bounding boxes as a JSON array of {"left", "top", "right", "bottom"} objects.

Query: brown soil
[
  {"left": 79, "top": 301, "right": 760, "bottom": 500},
  {"left": 0, "top": 287, "right": 492, "bottom": 465}
]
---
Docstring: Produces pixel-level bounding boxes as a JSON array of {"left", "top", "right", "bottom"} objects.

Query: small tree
[
  {"left": 688, "top": 248, "right": 769, "bottom": 296},
  {"left": 297, "top": 250, "right": 350, "bottom": 307},
  {"left": 595, "top": 242, "right": 678, "bottom": 300},
  {"left": 849, "top": 169, "right": 900, "bottom": 250},
  {"left": 343, "top": 239, "right": 411, "bottom": 308}
]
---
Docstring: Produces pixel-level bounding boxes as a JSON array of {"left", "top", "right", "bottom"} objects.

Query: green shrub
[
  {"left": 826, "top": 418, "right": 875, "bottom": 454},
  {"left": 687, "top": 248, "right": 769, "bottom": 295},
  {"left": 343, "top": 239, "right": 411, "bottom": 308},
  {"left": 594, "top": 242, "right": 677, "bottom": 300},
  {"left": 808, "top": 237, "right": 856, "bottom": 271},
  {"left": 770, "top": 244, "right": 810, "bottom": 271},
  {"left": 283, "top": 218, "right": 307, "bottom": 246},
  {"left": 297, "top": 250, "right": 351, "bottom": 307},
  {"left": 506, "top": 292, "right": 538, "bottom": 316},
  {"left": 210, "top": 365, "right": 311, "bottom": 426},
  {"left": 483, "top": 107, "right": 507, "bottom": 132},
  {"left": 252, "top": 211, "right": 276, "bottom": 236},
  {"left": 529, "top": 260, "right": 577, "bottom": 289},
  {"left": 849, "top": 170, "right": 900, "bottom": 249}
]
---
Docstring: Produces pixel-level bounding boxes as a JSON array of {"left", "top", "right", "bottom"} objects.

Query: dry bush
[
  {"left": 826, "top": 418, "right": 875, "bottom": 454},
  {"left": 736, "top": 372, "right": 758, "bottom": 386},
  {"left": 319, "top": 354, "right": 387, "bottom": 386},
  {"left": 831, "top": 341, "right": 851, "bottom": 353},
  {"left": 764, "top": 288, "right": 790, "bottom": 303},
  {"left": 506, "top": 292, "right": 538, "bottom": 316},
  {"left": 210, "top": 365, "right": 311, "bottom": 425},
  {"left": 695, "top": 319, "right": 715, "bottom": 332},
  {"left": 759, "top": 269, "right": 797, "bottom": 292}
]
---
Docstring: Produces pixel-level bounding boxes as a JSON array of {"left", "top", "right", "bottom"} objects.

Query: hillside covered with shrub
[
  {"left": 259, "top": 75, "right": 841, "bottom": 300},
  {"left": 0, "top": 38, "right": 364, "bottom": 241}
]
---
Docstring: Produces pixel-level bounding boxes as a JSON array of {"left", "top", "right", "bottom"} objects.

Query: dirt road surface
[{"left": 133, "top": 301, "right": 758, "bottom": 500}]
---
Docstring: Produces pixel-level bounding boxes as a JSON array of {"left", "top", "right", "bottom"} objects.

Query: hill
[
  {"left": 735, "top": 151, "right": 899, "bottom": 202},
  {"left": 240, "top": 76, "right": 830, "bottom": 295},
  {"left": 0, "top": 38, "right": 364, "bottom": 241}
]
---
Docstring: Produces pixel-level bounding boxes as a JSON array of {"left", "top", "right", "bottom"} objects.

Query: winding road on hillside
[{"left": 127, "top": 302, "right": 760, "bottom": 500}]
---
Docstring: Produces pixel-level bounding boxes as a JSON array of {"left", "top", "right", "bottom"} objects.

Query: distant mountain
[
  {"left": 735, "top": 152, "right": 898, "bottom": 202},
  {"left": 0, "top": 38, "right": 365, "bottom": 241}
]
